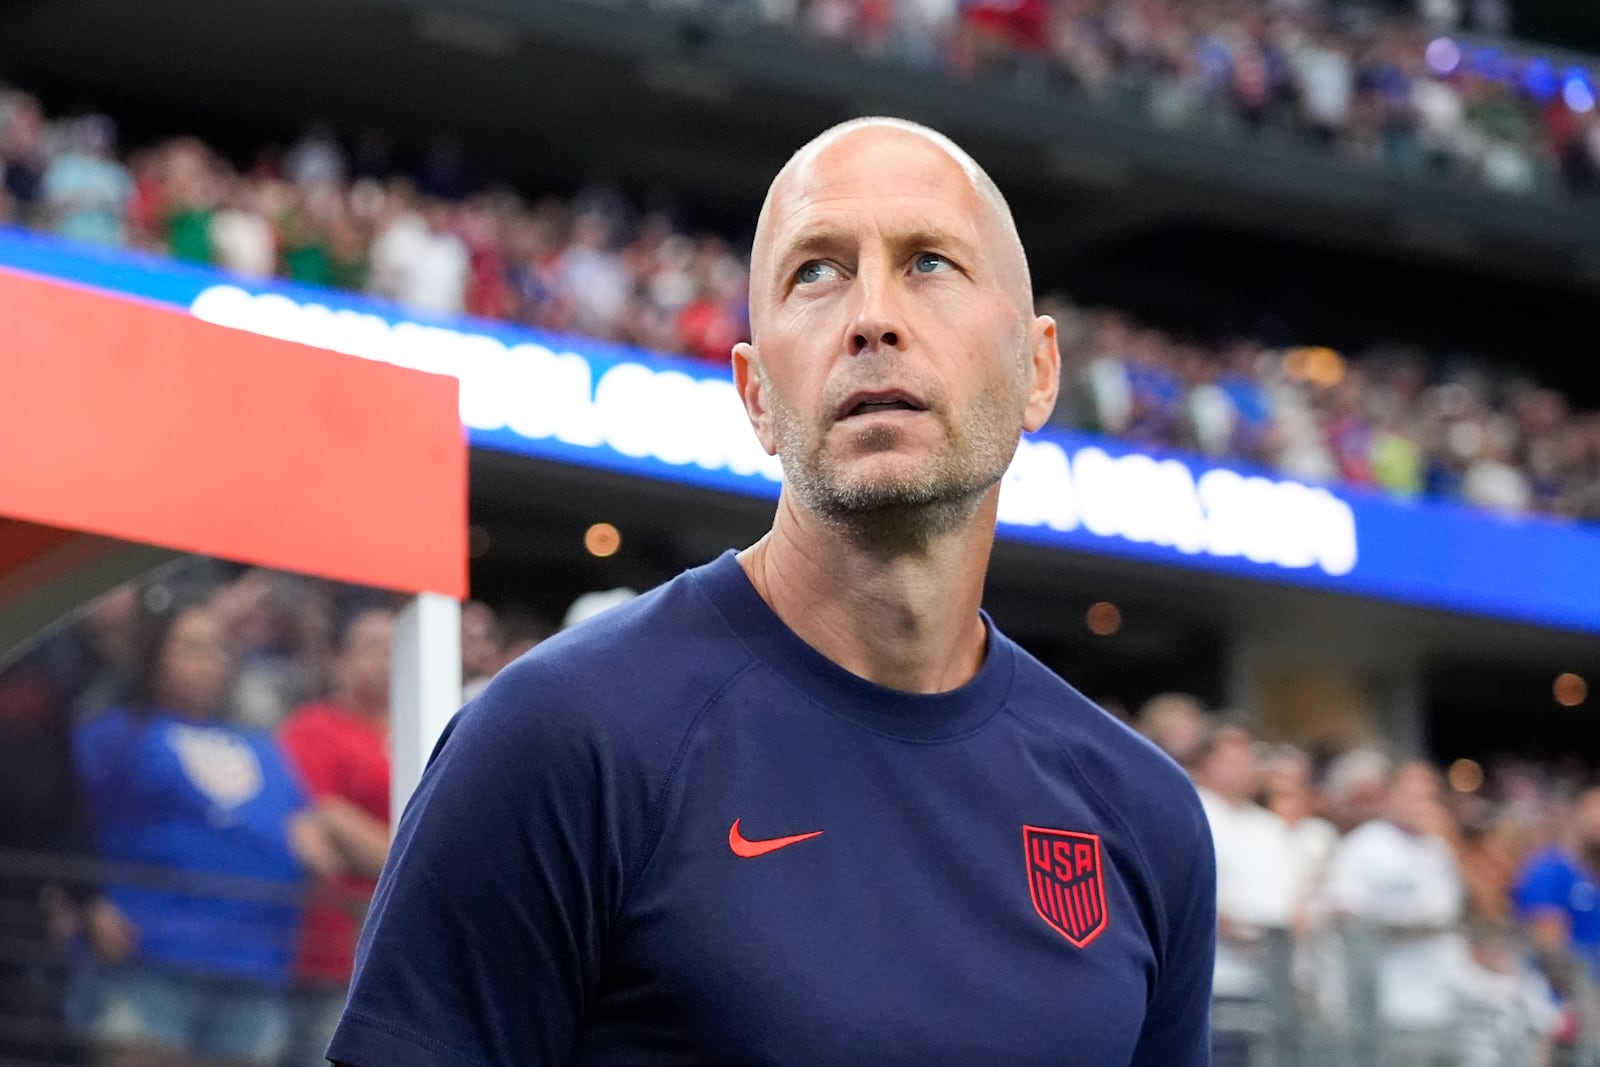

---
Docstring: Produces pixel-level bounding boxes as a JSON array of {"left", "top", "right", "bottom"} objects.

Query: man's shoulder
[
  {"left": 459, "top": 566, "right": 750, "bottom": 750},
  {"left": 1001, "top": 638, "right": 1207, "bottom": 857},
  {"left": 1004, "top": 640, "right": 1200, "bottom": 810}
]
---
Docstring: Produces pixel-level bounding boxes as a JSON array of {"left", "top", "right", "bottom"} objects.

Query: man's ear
[
  {"left": 732, "top": 342, "right": 778, "bottom": 456},
  {"left": 1021, "top": 315, "right": 1061, "bottom": 433}
]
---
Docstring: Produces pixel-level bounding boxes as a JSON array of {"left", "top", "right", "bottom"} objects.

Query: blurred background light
[
  {"left": 1447, "top": 758, "right": 1484, "bottom": 793},
  {"left": 1086, "top": 601, "right": 1122, "bottom": 636},
  {"left": 584, "top": 522, "right": 621, "bottom": 558},
  {"left": 1555, "top": 672, "right": 1589, "bottom": 707}
]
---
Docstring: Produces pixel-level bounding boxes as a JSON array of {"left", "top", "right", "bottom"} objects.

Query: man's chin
[{"left": 818, "top": 466, "right": 978, "bottom": 518}]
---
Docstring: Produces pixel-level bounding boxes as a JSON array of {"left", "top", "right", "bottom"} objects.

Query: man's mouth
[{"left": 837, "top": 391, "right": 927, "bottom": 420}]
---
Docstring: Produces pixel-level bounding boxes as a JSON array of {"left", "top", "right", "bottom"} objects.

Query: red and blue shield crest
[{"left": 1023, "top": 825, "right": 1109, "bottom": 948}]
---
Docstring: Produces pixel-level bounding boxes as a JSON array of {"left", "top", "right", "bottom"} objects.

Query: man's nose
[{"left": 848, "top": 268, "right": 908, "bottom": 356}]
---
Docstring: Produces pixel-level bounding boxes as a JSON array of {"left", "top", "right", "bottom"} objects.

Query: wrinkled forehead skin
[{"left": 748, "top": 117, "right": 1033, "bottom": 342}]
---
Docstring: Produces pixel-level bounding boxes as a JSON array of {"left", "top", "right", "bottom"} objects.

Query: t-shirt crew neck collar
[{"left": 696, "top": 550, "right": 1016, "bottom": 741}]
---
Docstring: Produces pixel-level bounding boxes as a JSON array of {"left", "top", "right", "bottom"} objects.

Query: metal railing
[
  {"left": 0, "top": 849, "right": 364, "bottom": 1067},
  {"left": 1211, "top": 920, "right": 1600, "bottom": 1067},
  {"left": 5, "top": 849, "right": 1597, "bottom": 1065}
]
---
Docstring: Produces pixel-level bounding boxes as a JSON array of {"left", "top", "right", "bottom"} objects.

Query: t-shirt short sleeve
[
  {"left": 1517, "top": 855, "right": 1576, "bottom": 917},
  {"left": 327, "top": 658, "right": 650, "bottom": 1067},
  {"left": 279, "top": 707, "right": 343, "bottom": 800},
  {"left": 1130, "top": 785, "right": 1217, "bottom": 1066}
]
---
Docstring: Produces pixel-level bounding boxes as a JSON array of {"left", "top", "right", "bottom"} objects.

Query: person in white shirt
[
  {"left": 368, "top": 191, "right": 469, "bottom": 315},
  {"left": 1194, "top": 721, "right": 1300, "bottom": 1066},
  {"left": 1262, "top": 744, "right": 1339, "bottom": 915},
  {"left": 1323, "top": 760, "right": 1467, "bottom": 1063}
]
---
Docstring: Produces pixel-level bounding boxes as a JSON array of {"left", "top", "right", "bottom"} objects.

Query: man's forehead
[
  {"left": 759, "top": 128, "right": 999, "bottom": 260},
  {"left": 768, "top": 130, "right": 985, "bottom": 222}
]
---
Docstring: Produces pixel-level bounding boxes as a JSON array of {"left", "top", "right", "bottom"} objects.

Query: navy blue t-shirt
[{"left": 330, "top": 552, "right": 1215, "bottom": 1066}]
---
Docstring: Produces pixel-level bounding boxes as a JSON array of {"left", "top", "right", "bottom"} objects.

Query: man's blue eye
[
  {"left": 915, "top": 253, "right": 952, "bottom": 273},
  {"left": 796, "top": 262, "right": 837, "bottom": 284}
]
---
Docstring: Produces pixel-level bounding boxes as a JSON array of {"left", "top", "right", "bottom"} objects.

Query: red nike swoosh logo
[{"left": 728, "top": 818, "right": 824, "bottom": 858}]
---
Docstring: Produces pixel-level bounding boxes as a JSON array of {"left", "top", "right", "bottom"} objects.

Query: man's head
[
  {"left": 1135, "top": 692, "right": 1207, "bottom": 770},
  {"left": 1261, "top": 743, "right": 1317, "bottom": 824},
  {"left": 1385, "top": 760, "right": 1447, "bottom": 837},
  {"left": 460, "top": 600, "right": 503, "bottom": 682},
  {"left": 1321, "top": 747, "right": 1392, "bottom": 833},
  {"left": 1192, "top": 719, "right": 1259, "bottom": 805},
  {"left": 335, "top": 608, "right": 394, "bottom": 714},
  {"left": 734, "top": 118, "right": 1059, "bottom": 537}
]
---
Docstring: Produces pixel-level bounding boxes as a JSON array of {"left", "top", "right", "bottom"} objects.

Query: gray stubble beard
[{"left": 764, "top": 371, "right": 1024, "bottom": 545}]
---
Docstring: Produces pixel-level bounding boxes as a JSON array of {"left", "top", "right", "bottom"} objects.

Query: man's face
[
  {"left": 1387, "top": 765, "right": 1444, "bottom": 835},
  {"left": 339, "top": 610, "right": 393, "bottom": 710},
  {"left": 736, "top": 128, "right": 1057, "bottom": 527},
  {"left": 1202, "top": 732, "right": 1259, "bottom": 801}
]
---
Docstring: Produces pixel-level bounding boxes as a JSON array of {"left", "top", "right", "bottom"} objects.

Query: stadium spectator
[
  {"left": 1515, "top": 785, "right": 1600, "bottom": 997},
  {"left": 1321, "top": 746, "right": 1395, "bottom": 834},
  {"left": 278, "top": 609, "right": 396, "bottom": 1067},
  {"left": 459, "top": 600, "right": 503, "bottom": 702},
  {"left": 1193, "top": 720, "right": 1302, "bottom": 1066},
  {"left": 1323, "top": 760, "right": 1468, "bottom": 1054},
  {"left": 1457, "top": 806, "right": 1535, "bottom": 924},
  {"left": 460, "top": 602, "right": 556, "bottom": 702},
  {"left": 41, "top": 115, "right": 132, "bottom": 248},
  {"left": 210, "top": 175, "right": 277, "bottom": 279},
  {"left": 0, "top": 89, "right": 48, "bottom": 226},
  {"left": 368, "top": 187, "right": 468, "bottom": 314},
  {"left": 1261, "top": 743, "right": 1339, "bottom": 917},
  {"left": 1134, "top": 690, "right": 1208, "bottom": 769},
  {"left": 560, "top": 207, "right": 631, "bottom": 339},
  {"left": 70, "top": 593, "right": 340, "bottom": 1067},
  {"left": 212, "top": 570, "right": 329, "bottom": 731},
  {"left": 283, "top": 122, "right": 346, "bottom": 190},
  {"left": 158, "top": 138, "right": 223, "bottom": 266}
]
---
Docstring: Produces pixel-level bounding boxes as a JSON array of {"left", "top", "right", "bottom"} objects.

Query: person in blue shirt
[
  {"left": 331, "top": 116, "right": 1216, "bottom": 1067},
  {"left": 1515, "top": 786, "right": 1600, "bottom": 998},
  {"left": 40, "top": 115, "right": 134, "bottom": 248},
  {"left": 73, "top": 594, "right": 340, "bottom": 1067}
]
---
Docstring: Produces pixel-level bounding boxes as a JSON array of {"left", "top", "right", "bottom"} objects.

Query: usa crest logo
[{"left": 1024, "top": 825, "right": 1109, "bottom": 948}]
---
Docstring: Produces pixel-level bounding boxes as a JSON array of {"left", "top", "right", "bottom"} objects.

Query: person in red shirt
[{"left": 277, "top": 607, "right": 394, "bottom": 1067}]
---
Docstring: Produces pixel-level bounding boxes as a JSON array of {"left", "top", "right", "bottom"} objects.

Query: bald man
[{"left": 328, "top": 119, "right": 1215, "bottom": 1067}]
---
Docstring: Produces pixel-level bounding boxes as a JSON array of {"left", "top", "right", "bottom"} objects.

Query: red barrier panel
[{"left": 0, "top": 269, "right": 466, "bottom": 597}]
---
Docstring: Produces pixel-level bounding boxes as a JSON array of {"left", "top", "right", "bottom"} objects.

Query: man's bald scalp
[{"left": 750, "top": 117, "right": 1033, "bottom": 321}]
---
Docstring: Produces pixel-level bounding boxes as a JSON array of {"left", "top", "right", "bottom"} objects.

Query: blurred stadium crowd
[
  {"left": 758, "top": 0, "right": 1600, "bottom": 200},
  {"left": 0, "top": 568, "right": 562, "bottom": 1067},
  {"left": 668, "top": 0, "right": 1600, "bottom": 200},
  {"left": 4, "top": 71, "right": 1598, "bottom": 523},
  {"left": 1, "top": 570, "right": 1598, "bottom": 1065}
]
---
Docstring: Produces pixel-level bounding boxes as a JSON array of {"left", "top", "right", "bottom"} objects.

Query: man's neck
[{"left": 738, "top": 489, "right": 996, "bottom": 694}]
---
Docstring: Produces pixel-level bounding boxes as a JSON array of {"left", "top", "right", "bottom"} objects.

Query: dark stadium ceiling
[
  {"left": 2, "top": 0, "right": 1598, "bottom": 402},
  {"left": 1512, "top": 0, "right": 1600, "bottom": 54}
]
